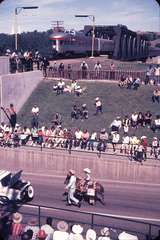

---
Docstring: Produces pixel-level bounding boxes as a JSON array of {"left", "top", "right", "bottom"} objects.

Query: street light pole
[
  {"left": 75, "top": 14, "right": 95, "bottom": 58},
  {"left": 14, "top": 6, "right": 38, "bottom": 51}
]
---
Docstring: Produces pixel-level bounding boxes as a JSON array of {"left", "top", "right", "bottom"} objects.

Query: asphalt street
[{"left": 18, "top": 172, "right": 160, "bottom": 239}]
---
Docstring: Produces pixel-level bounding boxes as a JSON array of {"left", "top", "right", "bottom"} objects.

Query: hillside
[{"left": 18, "top": 80, "right": 160, "bottom": 141}]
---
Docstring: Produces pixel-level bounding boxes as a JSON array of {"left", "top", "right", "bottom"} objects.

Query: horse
[{"left": 64, "top": 174, "right": 105, "bottom": 205}]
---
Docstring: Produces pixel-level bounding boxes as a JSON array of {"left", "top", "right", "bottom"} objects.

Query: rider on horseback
[{"left": 83, "top": 168, "right": 92, "bottom": 183}]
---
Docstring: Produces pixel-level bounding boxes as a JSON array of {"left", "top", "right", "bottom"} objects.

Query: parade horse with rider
[{"left": 64, "top": 168, "right": 105, "bottom": 205}]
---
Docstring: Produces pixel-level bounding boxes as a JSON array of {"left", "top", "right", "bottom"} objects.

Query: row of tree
[{"left": 0, "top": 29, "right": 54, "bottom": 58}]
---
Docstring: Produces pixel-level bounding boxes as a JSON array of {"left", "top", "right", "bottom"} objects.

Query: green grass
[{"left": 18, "top": 80, "right": 160, "bottom": 141}]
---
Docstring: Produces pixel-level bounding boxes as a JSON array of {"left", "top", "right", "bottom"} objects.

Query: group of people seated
[
  {"left": 53, "top": 79, "right": 86, "bottom": 96},
  {"left": 118, "top": 75, "right": 141, "bottom": 90},
  {"left": 0, "top": 120, "right": 160, "bottom": 160}
]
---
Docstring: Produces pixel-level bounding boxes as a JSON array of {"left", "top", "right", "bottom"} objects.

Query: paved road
[{"left": 18, "top": 172, "right": 160, "bottom": 239}]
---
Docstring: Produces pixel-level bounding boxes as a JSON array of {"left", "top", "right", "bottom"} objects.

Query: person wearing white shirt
[
  {"left": 41, "top": 217, "right": 54, "bottom": 240},
  {"left": 65, "top": 169, "right": 81, "bottom": 207}
]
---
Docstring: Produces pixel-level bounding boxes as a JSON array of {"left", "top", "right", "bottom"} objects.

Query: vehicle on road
[{"left": 0, "top": 170, "right": 34, "bottom": 205}]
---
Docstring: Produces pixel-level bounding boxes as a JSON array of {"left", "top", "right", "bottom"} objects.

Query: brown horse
[{"left": 64, "top": 174, "right": 105, "bottom": 205}]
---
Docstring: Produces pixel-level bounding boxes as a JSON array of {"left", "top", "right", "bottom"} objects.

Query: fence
[
  {"left": 15, "top": 203, "right": 160, "bottom": 240},
  {"left": 46, "top": 68, "right": 147, "bottom": 81}
]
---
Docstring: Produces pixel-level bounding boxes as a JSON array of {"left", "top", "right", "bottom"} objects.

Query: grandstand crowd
[{"left": 0, "top": 211, "right": 141, "bottom": 240}]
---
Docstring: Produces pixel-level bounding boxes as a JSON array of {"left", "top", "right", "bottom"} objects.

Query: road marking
[{"left": 23, "top": 204, "right": 160, "bottom": 222}]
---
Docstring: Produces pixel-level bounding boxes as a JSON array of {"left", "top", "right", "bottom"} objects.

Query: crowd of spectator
[
  {"left": 0, "top": 109, "right": 160, "bottom": 161},
  {"left": 0, "top": 212, "right": 140, "bottom": 240}
]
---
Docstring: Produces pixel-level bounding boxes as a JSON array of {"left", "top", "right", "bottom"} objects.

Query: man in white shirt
[
  {"left": 41, "top": 217, "right": 54, "bottom": 240},
  {"left": 31, "top": 104, "right": 39, "bottom": 129},
  {"left": 65, "top": 169, "right": 81, "bottom": 207},
  {"left": 94, "top": 97, "right": 103, "bottom": 115}
]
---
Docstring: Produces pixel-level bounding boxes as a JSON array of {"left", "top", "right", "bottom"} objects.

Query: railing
[
  {"left": 46, "top": 68, "right": 147, "bottom": 81},
  {"left": 16, "top": 203, "right": 160, "bottom": 240}
]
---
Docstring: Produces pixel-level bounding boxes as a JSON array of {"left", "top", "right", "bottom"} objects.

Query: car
[{"left": 0, "top": 169, "right": 34, "bottom": 205}]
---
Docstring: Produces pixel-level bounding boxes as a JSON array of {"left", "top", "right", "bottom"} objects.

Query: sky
[{"left": 0, "top": 0, "right": 159, "bottom": 34}]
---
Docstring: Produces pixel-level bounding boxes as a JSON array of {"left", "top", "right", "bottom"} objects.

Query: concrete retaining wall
[
  {"left": 0, "top": 147, "right": 159, "bottom": 184},
  {"left": 0, "top": 56, "right": 9, "bottom": 75},
  {"left": 0, "top": 70, "right": 43, "bottom": 122}
]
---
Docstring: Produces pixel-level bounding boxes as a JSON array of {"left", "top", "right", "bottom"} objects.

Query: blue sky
[{"left": 0, "top": 0, "right": 159, "bottom": 34}]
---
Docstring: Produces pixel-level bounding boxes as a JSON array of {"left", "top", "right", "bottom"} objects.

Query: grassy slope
[{"left": 18, "top": 80, "right": 160, "bottom": 141}]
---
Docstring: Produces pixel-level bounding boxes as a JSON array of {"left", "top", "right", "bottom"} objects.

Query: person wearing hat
[
  {"left": 98, "top": 227, "right": 111, "bottom": 240},
  {"left": 80, "top": 61, "right": 88, "bottom": 79},
  {"left": 53, "top": 221, "right": 69, "bottom": 240},
  {"left": 69, "top": 224, "right": 84, "bottom": 240},
  {"left": 94, "top": 97, "right": 103, "bottom": 115},
  {"left": 65, "top": 170, "right": 81, "bottom": 207},
  {"left": 11, "top": 212, "right": 24, "bottom": 240},
  {"left": 37, "top": 229, "right": 47, "bottom": 240},
  {"left": 83, "top": 168, "right": 92, "bottom": 183},
  {"left": 41, "top": 217, "right": 54, "bottom": 240},
  {"left": 24, "top": 218, "right": 39, "bottom": 240},
  {"left": 86, "top": 229, "right": 97, "bottom": 240}
]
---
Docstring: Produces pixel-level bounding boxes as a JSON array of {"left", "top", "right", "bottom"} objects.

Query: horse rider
[
  {"left": 83, "top": 168, "right": 92, "bottom": 185},
  {"left": 65, "top": 169, "right": 81, "bottom": 207}
]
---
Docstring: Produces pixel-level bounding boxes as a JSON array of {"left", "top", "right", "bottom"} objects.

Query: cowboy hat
[
  {"left": 95, "top": 97, "right": 99, "bottom": 101},
  {"left": 100, "top": 227, "right": 110, "bottom": 236},
  {"left": 86, "top": 229, "right": 96, "bottom": 240},
  {"left": 37, "top": 230, "right": 47, "bottom": 239},
  {"left": 12, "top": 212, "right": 23, "bottom": 224},
  {"left": 83, "top": 168, "right": 91, "bottom": 174},
  {"left": 72, "top": 224, "right": 83, "bottom": 234},
  {"left": 69, "top": 169, "right": 75, "bottom": 175},
  {"left": 57, "top": 221, "right": 68, "bottom": 232}
]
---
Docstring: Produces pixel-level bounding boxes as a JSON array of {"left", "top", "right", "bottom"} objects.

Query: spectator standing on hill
[
  {"left": 94, "top": 61, "right": 102, "bottom": 78},
  {"left": 58, "top": 62, "right": 65, "bottom": 78},
  {"left": 80, "top": 61, "right": 88, "bottom": 79},
  {"left": 67, "top": 64, "right": 72, "bottom": 79},
  {"left": 94, "top": 97, "right": 103, "bottom": 115},
  {"left": 31, "top": 104, "right": 39, "bottom": 129},
  {"left": 41, "top": 57, "right": 49, "bottom": 77},
  {"left": 109, "top": 62, "right": 115, "bottom": 80},
  {"left": 152, "top": 88, "right": 160, "bottom": 103},
  {"left": 6, "top": 103, "right": 17, "bottom": 129}
]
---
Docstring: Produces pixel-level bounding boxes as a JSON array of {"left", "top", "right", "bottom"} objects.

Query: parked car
[{"left": 0, "top": 169, "right": 34, "bottom": 205}]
